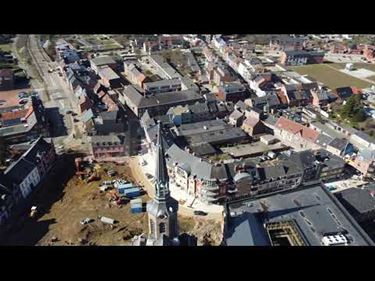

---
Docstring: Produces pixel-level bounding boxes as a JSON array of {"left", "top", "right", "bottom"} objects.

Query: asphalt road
[{"left": 25, "top": 35, "right": 89, "bottom": 152}]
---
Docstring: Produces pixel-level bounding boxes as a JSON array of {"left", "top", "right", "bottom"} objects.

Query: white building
[{"left": 4, "top": 158, "right": 41, "bottom": 199}]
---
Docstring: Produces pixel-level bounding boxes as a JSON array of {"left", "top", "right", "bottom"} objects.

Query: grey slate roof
[
  {"left": 225, "top": 184, "right": 374, "bottom": 246},
  {"left": 100, "top": 110, "right": 118, "bottom": 121},
  {"left": 225, "top": 212, "right": 271, "bottom": 246},
  {"left": 144, "top": 78, "right": 181, "bottom": 89},
  {"left": 315, "top": 149, "right": 346, "bottom": 170},
  {"left": 91, "top": 56, "right": 116, "bottom": 67},
  {"left": 123, "top": 85, "right": 203, "bottom": 109},
  {"left": 23, "top": 137, "right": 53, "bottom": 166},
  {"left": 315, "top": 133, "right": 334, "bottom": 148},
  {"left": 288, "top": 150, "right": 316, "bottom": 170},
  {"left": 5, "top": 158, "right": 36, "bottom": 184},
  {"left": 187, "top": 102, "right": 209, "bottom": 115},
  {"left": 336, "top": 185, "right": 375, "bottom": 215},
  {"left": 328, "top": 138, "right": 349, "bottom": 152},
  {"left": 166, "top": 144, "right": 227, "bottom": 181},
  {"left": 172, "top": 119, "right": 247, "bottom": 145},
  {"left": 352, "top": 130, "right": 374, "bottom": 144},
  {"left": 190, "top": 143, "right": 216, "bottom": 156}
]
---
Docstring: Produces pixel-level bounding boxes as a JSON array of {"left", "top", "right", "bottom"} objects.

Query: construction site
[{"left": 0, "top": 154, "right": 223, "bottom": 246}]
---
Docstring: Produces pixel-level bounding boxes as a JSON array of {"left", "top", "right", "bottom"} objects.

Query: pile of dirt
[
  {"left": 193, "top": 219, "right": 223, "bottom": 246},
  {"left": 179, "top": 217, "right": 223, "bottom": 246}
]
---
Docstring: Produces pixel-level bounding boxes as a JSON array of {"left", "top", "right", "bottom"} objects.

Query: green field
[
  {"left": 80, "top": 35, "right": 122, "bottom": 51},
  {"left": 0, "top": 43, "right": 12, "bottom": 52},
  {"left": 290, "top": 64, "right": 373, "bottom": 89},
  {"left": 329, "top": 63, "right": 375, "bottom": 72}
]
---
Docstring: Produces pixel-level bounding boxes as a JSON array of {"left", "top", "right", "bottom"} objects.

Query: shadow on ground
[
  {"left": 45, "top": 107, "right": 68, "bottom": 137},
  {"left": 0, "top": 153, "right": 81, "bottom": 245}
]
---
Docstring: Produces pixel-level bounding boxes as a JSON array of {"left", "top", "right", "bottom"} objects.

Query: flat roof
[
  {"left": 0, "top": 87, "right": 32, "bottom": 110},
  {"left": 98, "top": 66, "right": 120, "bottom": 81},
  {"left": 225, "top": 184, "right": 373, "bottom": 246},
  {"left": 336, "top": 185, "right": 375, "bottom": 215},
  {"left": 172, "top": 119, "right": 247, "bottom": 145},
  {"left": 221, "top": 141, "right": 287, "bottom": 158},
  {"left": 143, "top": 78, "right": 181, "bottom": 89},
  {"left": 123, "top": 85, "right": 203, "bottom": 109},
  {"left": 91, "top": 56, "right": 116, "bottom": 66}
]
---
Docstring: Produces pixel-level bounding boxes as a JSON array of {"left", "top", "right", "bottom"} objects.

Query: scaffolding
[{"left": 265, "top": 220, "right": 307, "bottom": 246}]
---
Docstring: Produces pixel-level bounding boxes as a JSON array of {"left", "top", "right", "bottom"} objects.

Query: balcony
[
  {"left": 202, "top": 185, "right": 220, "bottom": 191},
  {"left": 200, "top": 190, "right": 218, "bottom": 197}
]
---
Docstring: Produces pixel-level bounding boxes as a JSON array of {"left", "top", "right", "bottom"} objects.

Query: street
[{"left": 22, "top": 35, "right": 89, "bottom": 152}]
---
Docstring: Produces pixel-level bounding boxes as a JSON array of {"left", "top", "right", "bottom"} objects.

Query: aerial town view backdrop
[{"left": 0, "top": 34, "right": 374, "bottom": 246}]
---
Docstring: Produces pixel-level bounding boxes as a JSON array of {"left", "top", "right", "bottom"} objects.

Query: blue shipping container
[
  {"left": 131, "top": 203, "right": 142, "bottom": 209},
  {"left": 124, "top": 187, "right": 140, "bottom": 198},
  {"left": 117, "top": 183, "right": 135, "bottom": 190},
  {"left": 131, "top": 208, "right": 143, "bottom": 214}
]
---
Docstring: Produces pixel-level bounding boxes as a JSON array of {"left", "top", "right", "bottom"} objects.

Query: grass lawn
[
  {"left": 80, "top": 35, "right": 121, "bottom": 50},
  {"left": 290, "top": 64, "right": 373, "bottom": 89},
  {"left": 329, "top": 63, "right": 375, "bottom": 72},
  {"left": 0, "top": 43, "right": 12, "bottom": 52}
]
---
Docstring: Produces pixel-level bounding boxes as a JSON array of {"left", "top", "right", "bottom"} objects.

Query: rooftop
[
  {"left": 166, "top": 144, "right": 227, "bottom": 181},
  {"left": 91, "top": 56, "right": 116, "bottom": 66},
  {"left": 98, "top": 66, "right": 120, "bottom": 81},
  {"left": 172, "top": 119, "right": 247, "bottom": 145},
  {"left": 91, "top": 134, "right": 124, "bottom": 145},
  {"left": 143, "top": 78, "right": 181, "bottom": 89},
  {"left": 225, "top": 184, "right": 373, "bottom": 246},
  {"left": 123, "top": 85, "right": 203, "bottom": 109},
  {"left": 336, "top": 184, "right": 375, "bottom": 215},
  {"left": 275, "top": 117, "right": 320, "bottom": 142},
  {"left": 328, "top": 137, "right": 349, "bottom": 151},
  {"left": 4, "top": 158, "right": 36, "bottom": 184}
]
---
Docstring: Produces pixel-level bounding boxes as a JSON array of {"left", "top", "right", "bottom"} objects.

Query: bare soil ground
[
  {"left": 179, "top": 216, "right": 223, "bottom": 246},
  {"left": 0, "top": 155, "right": 149, "bottom": 246},
  {"left": 1, "top": 154, "right": 224, "bottom": 246}
]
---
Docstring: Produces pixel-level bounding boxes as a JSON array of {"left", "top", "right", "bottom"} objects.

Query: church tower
[{"left": 146, "top": 123, "right": 179, "bottom": 245}]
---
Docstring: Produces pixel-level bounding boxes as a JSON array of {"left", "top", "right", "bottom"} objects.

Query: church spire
[{"left": 154, "top": 122, "right": 169, "bottom": 201}]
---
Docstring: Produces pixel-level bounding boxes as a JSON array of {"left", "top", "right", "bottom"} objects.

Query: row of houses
[
  {"left": 0, "top": 137, "right": 56, "bottom": 225},
  {"left": 263, "top": 113, "right": 375, "bottom": 180},
  {"left": 159, "top": 141, "right": 344, "bottom": 204},
  {"left": 0, "top": 96, "right": 50, "bottom": 144}
]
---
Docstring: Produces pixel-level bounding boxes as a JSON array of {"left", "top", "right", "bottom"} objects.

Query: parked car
[
  {"left": 194, "top": 210, "right": 208, "bottom": 216},
  {"left": 107, "top": 170, "right": 117, "bottom": 177},
  {"left": 80, "top": 218, "right": 94, "bottom": 225}
]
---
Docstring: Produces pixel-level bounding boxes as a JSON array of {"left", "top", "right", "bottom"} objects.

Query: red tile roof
[
  {"left": 0, "top": 109, "right": 28, "bottom": 121},
  {"left": 275, "top": 117, "right": 319, "bottom": 142}
]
